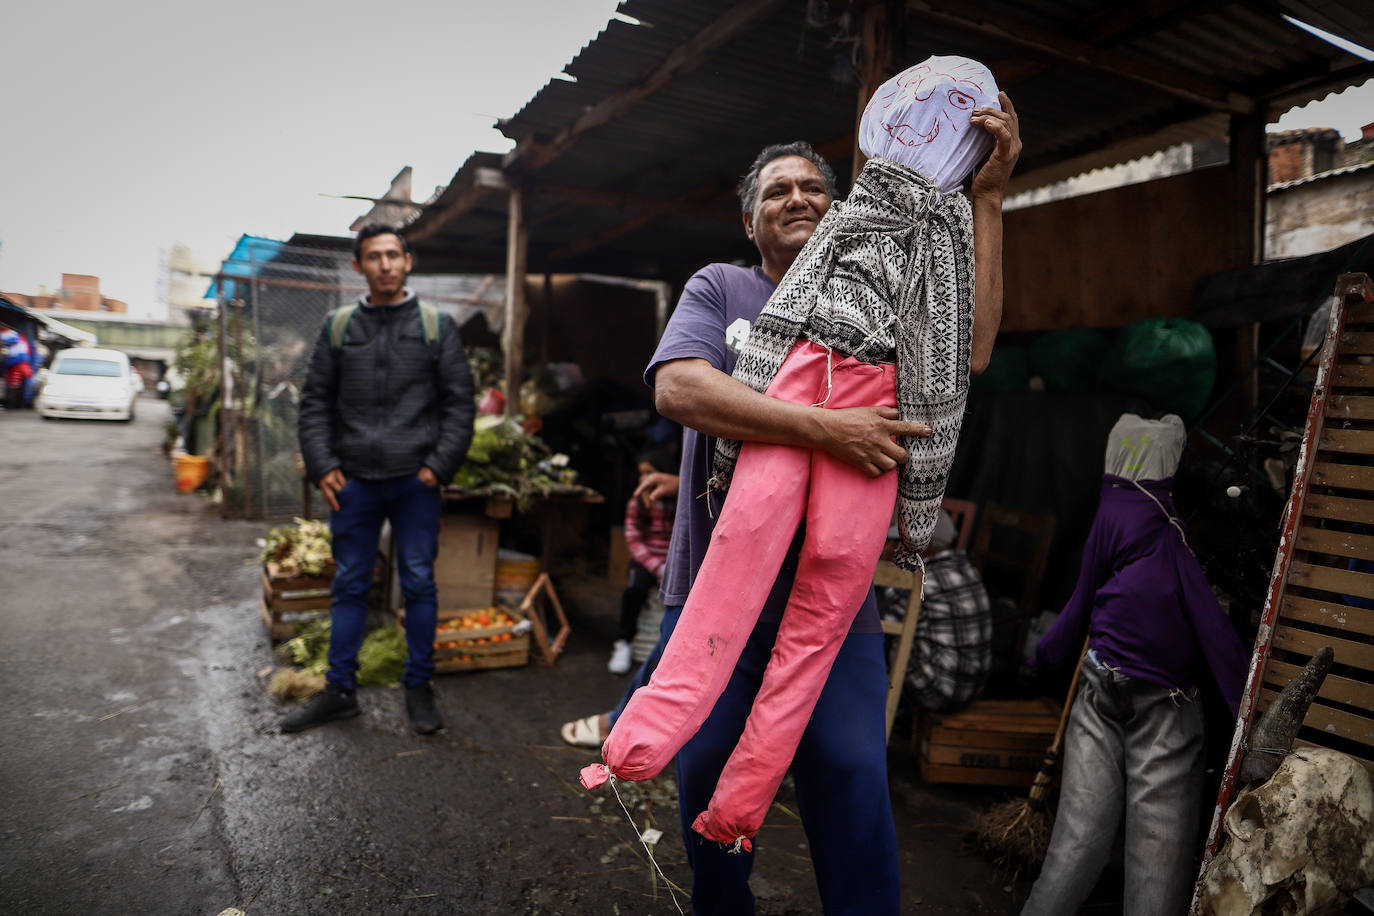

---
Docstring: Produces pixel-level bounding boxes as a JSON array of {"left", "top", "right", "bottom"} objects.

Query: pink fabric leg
[
  {"left": 692, "top": 355, "right": 898, "bottom": 844},
  {"left": 596, "top": 341, "right": 835, "bottom": 783}
]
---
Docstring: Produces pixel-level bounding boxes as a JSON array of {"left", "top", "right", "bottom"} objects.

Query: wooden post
[
  {"left": 540, "top": 272, "right": 553, "bottom": 367},
  {"left": 852, "top": 2, "right": 898, "bottom": 185},
  {"left": 1230, "top": 111, "right": 1266, "bottom": 417},
  {"left": 503, "top": 182, "right": 529, "bottom": 417}
]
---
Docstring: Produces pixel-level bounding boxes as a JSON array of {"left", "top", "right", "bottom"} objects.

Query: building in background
[
  {"left": 1266, "top": 121, "right": 1374, "bottom": 259},
  {"left": 161, "top": 244, "right": 219, "bottom": 321},
  {"left": 4, "top": 273, "right": 127, "bottom": 314},
  {"left": 348, "top": 166, "right": 429, "bottom": 232}
]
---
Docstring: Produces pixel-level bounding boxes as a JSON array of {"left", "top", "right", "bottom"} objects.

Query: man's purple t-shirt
[{"left": 644, "top": 262, "right": 881, "bottom": 634}]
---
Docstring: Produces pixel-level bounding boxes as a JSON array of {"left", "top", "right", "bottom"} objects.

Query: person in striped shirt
[{"left": 609, "top": 447, "right": 678, "bottom": 674}]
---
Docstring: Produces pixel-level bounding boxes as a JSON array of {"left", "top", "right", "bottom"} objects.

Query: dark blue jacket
[{"left": 298, "top": 295, "right": 474, "bottom": 484}]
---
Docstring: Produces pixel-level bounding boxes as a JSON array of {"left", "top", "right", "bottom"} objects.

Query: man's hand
[
  {"left": 318, "top": 469, "right": 347, "bottom": 512},
  {"left": 417, "top": 467, "right": 440, "bottom": 488},
  {"left": 817, "top": 406, "right": 931, "bottom": 478},
  {"left": 654, "top": 359, "right": 928, "bottom": 479},
  {"left": 633, "top": 471, "right": 680, "bottom": 508},
  {"left": 970, "top": 91, "right": 1022, "bottom": 203}
]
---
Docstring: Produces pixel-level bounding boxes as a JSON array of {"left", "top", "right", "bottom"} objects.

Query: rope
[
  {"left": 1126, "top": 478, "right": 1189, "bottom": 547},
  {"left": 811, "top": 343, "right": 835, "bottom": 407},
  {"left": 603, "top": 770, "right": 686, "bottom": 915}
]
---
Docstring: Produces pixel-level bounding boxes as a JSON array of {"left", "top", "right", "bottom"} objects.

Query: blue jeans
[
  {"left": 327, "top": 474, "right": 441, "bottom": 690},
  {"left": 613, "top": 605, "right": 900, "bottom": 916}
]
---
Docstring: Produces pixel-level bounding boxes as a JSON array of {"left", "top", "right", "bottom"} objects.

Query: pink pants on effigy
[{"left": 591, "top": 339, "right": 899, "bottom": 845}]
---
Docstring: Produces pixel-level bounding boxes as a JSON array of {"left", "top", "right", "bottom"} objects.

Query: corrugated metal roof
[
  {"left": 407, "top": 0, "right": 1374, "bottom": 282},
  {"left": 1269, "top": 157, "right": 1374, "bottom": 190}
]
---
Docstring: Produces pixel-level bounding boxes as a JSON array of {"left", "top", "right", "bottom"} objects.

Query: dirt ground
[{"left": 0, "top": 399, "right": 1070, "bottom": 915}]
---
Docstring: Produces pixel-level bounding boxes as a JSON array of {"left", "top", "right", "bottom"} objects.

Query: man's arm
[
  {"left": 423, "top": 317, "right": 476, "bottom": 484},
  {"left": 654, "top": 358, "right": 928, "bottom": 479},
  {"left": 298, "top": 321, "right": 341, "bottom": 485},
  {"left": 969, "top": 91, "right": 1022, "bottom": 375}
]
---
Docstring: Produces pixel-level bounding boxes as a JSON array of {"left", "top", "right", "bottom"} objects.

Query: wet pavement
[{"left": 0, "top": 399, "right": 1040, "bottom": 914}]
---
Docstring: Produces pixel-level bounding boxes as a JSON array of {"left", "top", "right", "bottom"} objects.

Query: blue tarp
[{"left": 205, "top": 234, "right": 285, "bottom": 300}]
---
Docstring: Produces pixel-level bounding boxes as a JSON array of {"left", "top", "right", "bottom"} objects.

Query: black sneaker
[
  {"left": 282, "top": 685, "right": 360, "bottom": 733},
  {"left": 405, "top": 682, "right": 444, "bottom": 735}
]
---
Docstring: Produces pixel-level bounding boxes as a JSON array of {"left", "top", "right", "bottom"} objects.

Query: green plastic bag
[
  {"left": 1100, "top": 318, "right": 1216, "bottom": 420},
  {"left": 1029, "top": 328, "right": 1112, "bottom": 392}
]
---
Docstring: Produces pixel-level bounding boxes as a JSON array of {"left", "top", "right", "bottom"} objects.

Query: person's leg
[
  {"left": 692, "top": 357, "right": 898, "bottom": 843},
  {"left": 1121, "top": 685, "right": 1205, "bottom": 916},
  {"left": 325, "top": 477, "right": 387, "bottom": 691},
  {"left": 599, "top": 345, "right": 837, "bottom": 781},
  {"left": 672, "top": 605, "right": 777, "bottom": 916},
  {"left": 599, "top": 434, "right": 807, "bottom": 779},
  {"left": 1020, "top": 666, "right": 1128, "bottom": 916},
  {"left": 617, "top": 562, "right": 655, "bottom": 643},
  {"left": 390, "top": 474, "right": 443, "bottom": 688},
  {"left": 607, "top": 602, "right": 674, "bottom": 728},
  {"left": 791, "top": 630, "right": 900, "bottom": 916},
  {"left": 562, "top": 600, "right": 672, "bottom": 747}
]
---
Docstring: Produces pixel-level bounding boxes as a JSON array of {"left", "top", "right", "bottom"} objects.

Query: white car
[{"left": 36, "top": 348, "right": 140, "bottom": 421}]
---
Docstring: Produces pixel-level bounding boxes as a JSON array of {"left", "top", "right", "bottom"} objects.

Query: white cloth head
[
  {"left": 858, "top": 55, "right": 1000, "bottom": 193},
  {"left": 1104, "top": 413, "right": 1187, "bottom": 481}
]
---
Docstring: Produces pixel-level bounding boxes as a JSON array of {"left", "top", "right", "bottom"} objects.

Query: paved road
[{"left": 0, "top": 399, "right": 1034, "bottom": 914}]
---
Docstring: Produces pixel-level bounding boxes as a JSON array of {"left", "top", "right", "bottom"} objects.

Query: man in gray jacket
[{"left": 288, "top": 223, "right": 475, "bottom": 734}]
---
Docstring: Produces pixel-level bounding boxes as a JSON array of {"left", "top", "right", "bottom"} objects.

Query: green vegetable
[
  {"left": 260, "top": 517, "right": 332, "bottom": 576},
  {"left": 356, "top": 625, "right": 408, "bottom": 686},
  {"left": 283, "top": 618, "right": 407, "bottom": 687},
  {"left": 452, "top": 415, "right": 579, "bottom": 509}
]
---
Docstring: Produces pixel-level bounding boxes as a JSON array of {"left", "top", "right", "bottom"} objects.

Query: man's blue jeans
[
  {"left": 612, "top": 605, "right": 900, "bottom": 915},
  {"left": 327, "top": 474, "right": 441, "bottom": 690}
]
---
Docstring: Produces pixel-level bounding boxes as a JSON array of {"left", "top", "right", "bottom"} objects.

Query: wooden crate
[
  {"left": 401, "top": 606, "right": 530, "bottom": 673},
  {"left": 915, "top": 698, "right": 1060, "bottom": 787},
  {"left": 260, "top": 561, "right": 334, "bottom": 641},
  {"left": 435, "top": 513, "right": 500, "bottom": 611}
]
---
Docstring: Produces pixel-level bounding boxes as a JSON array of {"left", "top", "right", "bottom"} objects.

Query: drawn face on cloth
[{"left": 859, "top": 55, "right": 1000, "bottom": 193}]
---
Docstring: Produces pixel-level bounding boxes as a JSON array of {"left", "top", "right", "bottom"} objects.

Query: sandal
[{"left": 560, "top": 714, "right": 603, "bottom": 747}]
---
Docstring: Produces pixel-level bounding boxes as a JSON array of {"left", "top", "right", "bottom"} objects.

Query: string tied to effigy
[{"left": 581, "top": 763, "right": 686, "bottom": 915}]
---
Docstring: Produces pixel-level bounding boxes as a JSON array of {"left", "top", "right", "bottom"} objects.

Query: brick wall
[
  {"left": 1269, "top": 141, "right": 1311, "bottom": 184},
  {"left": 61, "top": 273, "right": 102, "bottom": 311}
]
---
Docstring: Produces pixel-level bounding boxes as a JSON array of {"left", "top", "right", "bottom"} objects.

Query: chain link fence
[{"left": 212, "top": 239, "right": 504, "bottom": 519}]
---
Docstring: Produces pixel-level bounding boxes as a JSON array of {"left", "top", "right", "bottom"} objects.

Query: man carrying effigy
[{"left": 582, "top": 55, "right": 1021, "bottom": 913}]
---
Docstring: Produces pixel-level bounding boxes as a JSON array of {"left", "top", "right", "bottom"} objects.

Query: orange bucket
[
  {"left": 495, "top": 549, "right": 540, "bottom": 606},
  {"left": 175, "top": 455, "right": 210, "bottom": 493}
]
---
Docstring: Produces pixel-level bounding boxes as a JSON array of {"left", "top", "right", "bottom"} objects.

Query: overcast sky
[
  {"left": 0, "top": 0, "right": 622, "bottom": 318},
  {"left": 2, "top": 3, "right": 1371, "bottom": 320}
]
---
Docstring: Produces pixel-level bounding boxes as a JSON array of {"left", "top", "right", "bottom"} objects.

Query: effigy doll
[{"left": 583, "top": 56, "right": 1000, "bottom": 849}]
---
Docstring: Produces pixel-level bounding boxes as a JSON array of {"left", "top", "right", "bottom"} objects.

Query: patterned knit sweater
[{"left": 712, "top": 156, "right": 976, "bottom": 571}]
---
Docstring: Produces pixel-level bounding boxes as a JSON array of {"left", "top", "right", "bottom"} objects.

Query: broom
[{"left": 974, "top": 636, "right": 1091, "bottom": 868}]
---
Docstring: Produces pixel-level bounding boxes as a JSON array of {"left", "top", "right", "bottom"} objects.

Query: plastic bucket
[
  {"left": 495, "top": 549, "right": 540, "bottom": 606},
  {"left": 175, "top": 455, "right": 210, "bottom": 493}
]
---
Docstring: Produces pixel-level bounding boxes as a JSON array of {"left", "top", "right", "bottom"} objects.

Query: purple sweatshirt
[{"left": 1036, "top": 475, "right": 1250, "bottom": 715}]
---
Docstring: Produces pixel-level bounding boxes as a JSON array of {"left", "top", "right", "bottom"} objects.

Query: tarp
[{"left": 204, "top": 234, "right": 285, "bottom": 300}]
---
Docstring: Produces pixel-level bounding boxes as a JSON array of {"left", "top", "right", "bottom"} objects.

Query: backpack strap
[
  {"left": 328, "top": 303, "right": 359, "bottom": 350},
  {"left": 417, "top": 301, "right": 441, "bottom": 349},
  {"left": 329, "top": 300, "right": 440, "bottom": 350}
]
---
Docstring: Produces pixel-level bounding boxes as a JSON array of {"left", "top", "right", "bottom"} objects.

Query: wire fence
[{"left": 213, "top": 240, "right": 504, "bottom": 519}]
